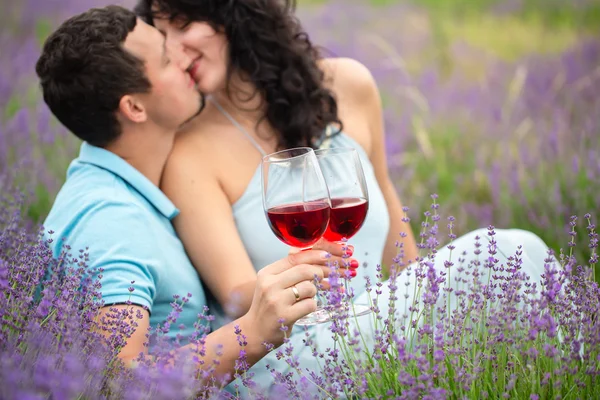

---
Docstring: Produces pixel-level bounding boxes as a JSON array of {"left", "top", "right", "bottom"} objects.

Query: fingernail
[
  {"left": 349, "top": 259, "right": 359, "bottom": 269},
  {"left": 344, "top": 246, "right": 354, "bottom": 257},
  {"left": 350, "top": 269, "right": 357, "bottom": 278}
]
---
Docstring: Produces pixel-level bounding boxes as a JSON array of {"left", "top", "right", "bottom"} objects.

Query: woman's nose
[{"left": 166, "top": 41, "right": 192, "bottom": 71}]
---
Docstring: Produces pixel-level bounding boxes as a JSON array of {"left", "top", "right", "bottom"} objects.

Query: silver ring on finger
[{"left": 291, "top": 285, "right": 300, "bottom": 302}]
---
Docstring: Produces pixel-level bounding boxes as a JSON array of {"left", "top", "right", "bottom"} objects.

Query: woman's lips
[{"left": 188, "top": 58, "right": 201, "bottom": 82}]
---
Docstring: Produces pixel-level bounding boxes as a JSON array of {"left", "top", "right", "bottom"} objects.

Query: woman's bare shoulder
[
  {"left": 318, "top": 57, "right": 378, "bottom": 98},
  {"left": 318, "top": 57, "right": 379, "bottom": 154}
]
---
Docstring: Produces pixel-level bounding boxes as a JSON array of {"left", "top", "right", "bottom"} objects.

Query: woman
[
  {"left": 135, "top": 0, "right": 418, "bottom": 320},
  {"left": 135, "top": 0, "right": 551, "bottom": 395}
]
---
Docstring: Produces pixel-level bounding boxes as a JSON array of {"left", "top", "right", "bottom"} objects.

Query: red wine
[
  {"left": 267, "top": 201, "right": 330, "bottom": 247},
  {"left": 323, "top": 197, "right": 368, "bottom": 241}
]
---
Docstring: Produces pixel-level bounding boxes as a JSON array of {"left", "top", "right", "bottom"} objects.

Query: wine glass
[
  {"left": 261, "top": 147, "right": 334, "bottom": 325},
  {"left": 314, "top": 147, "right": 372, "bottom": 317}
]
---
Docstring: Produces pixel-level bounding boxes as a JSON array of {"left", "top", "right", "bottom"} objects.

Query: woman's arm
[
  {"left": 361, "top": 64, "right": 419, "bottom": 267},
  {"left": 160, "top": 137, "right": 353, "bottom": 318},
  {"left": 161, "top": 141, "right": 266, "bottom": 317},
  {"left": 325, "top": 58, "right": 419, "bottom": 269}
]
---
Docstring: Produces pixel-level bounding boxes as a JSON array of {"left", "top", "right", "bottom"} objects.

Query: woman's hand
[{"left": 289, "top": 238, "right": 359, "bottom": 285}]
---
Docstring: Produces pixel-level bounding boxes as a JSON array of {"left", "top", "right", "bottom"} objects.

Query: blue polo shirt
[{"left": 43, "top": 142, "right": 208, "bottom": 341}]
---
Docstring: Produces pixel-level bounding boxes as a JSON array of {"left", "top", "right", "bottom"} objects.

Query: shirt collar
[{"left": 77, "top": 142, "right": 180, "bottom": 220}]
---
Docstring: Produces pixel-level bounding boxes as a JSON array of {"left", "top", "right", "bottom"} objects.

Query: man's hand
[{"left": 241, "top": 241, "right": 358, "bottom": 348}]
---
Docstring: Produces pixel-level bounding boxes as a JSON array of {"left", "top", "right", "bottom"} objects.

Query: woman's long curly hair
[{"left": 135, "top": 0, "right": 342, "bottom": 150}]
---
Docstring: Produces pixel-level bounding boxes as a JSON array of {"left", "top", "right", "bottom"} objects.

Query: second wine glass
[{"left": 314, "top": 146, "right": 372, "bottom": 317}]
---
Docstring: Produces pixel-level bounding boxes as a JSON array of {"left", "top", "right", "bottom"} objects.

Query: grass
[{"left": 439, "top": 13, "right": 579, "bottom": 61}]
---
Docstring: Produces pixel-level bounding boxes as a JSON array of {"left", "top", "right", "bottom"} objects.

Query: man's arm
[{"left": 97, "top": 254, "right": 326, "bottom": 383}]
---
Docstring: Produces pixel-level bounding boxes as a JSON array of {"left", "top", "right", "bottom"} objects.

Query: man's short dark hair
[{"left": 35, "top": 5, "right": 151, "bottom": 147}]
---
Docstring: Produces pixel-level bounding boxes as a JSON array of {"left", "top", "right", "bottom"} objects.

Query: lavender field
[
  {"left": 1, "top": 0, "right": 598, "bottom": 278},
  {"left": 1, "top": 1, "right": 600, "bottom": 398}
]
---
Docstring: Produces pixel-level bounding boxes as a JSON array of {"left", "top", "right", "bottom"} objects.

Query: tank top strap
[
  {"left": 209, "top": 96, "right": 268, "bottom": 157},
  {"left": 314, "top": 124, "right": 338, "bottom": 150}
]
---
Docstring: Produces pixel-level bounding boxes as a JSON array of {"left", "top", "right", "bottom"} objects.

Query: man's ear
[{"left": 118, "top": 94, "right": 148, "bottom": 124}]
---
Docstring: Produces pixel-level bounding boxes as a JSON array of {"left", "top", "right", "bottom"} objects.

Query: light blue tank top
[{"left": 208, "top": 98, "right": 390, "bottom": 328}]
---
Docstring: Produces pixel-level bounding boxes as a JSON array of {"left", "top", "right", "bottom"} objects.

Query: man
[{"left": 36, "top": 5, "right": 344, "bottom": 382}]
